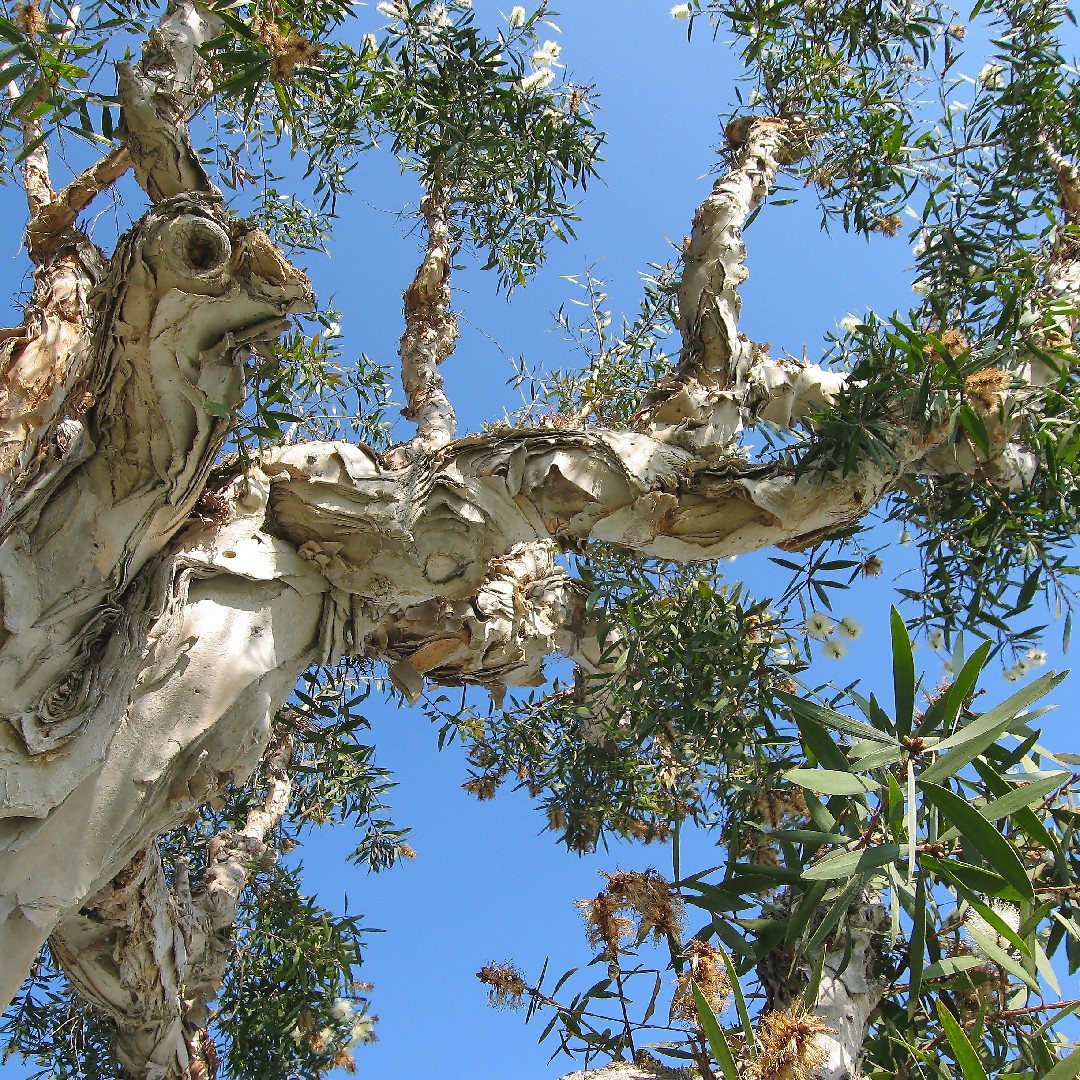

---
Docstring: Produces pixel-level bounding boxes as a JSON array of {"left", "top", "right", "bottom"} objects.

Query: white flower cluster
[
  {"left": 376, "top": 0, "right": 404, "bottom": 19},
  {"left": 533, "top": 39, "right": 560, "bottom": 65},
  {"left": 671, "top": 3, "right": 692, "bottom": 17},
  {"left": 288, "top": 998, "right": 376, "bottom": 1057},
  {"left": 518, "top": 32, "right": 560, "bottom": 92},
  {"left": 508, "top": 5, "right": 526, "bottom": 27},
  {"left": 803, "top": 612, "right": 862, "bottom": 659},
  {"left": 427, "top": 3, "right": 452, "bottom": 28},
  {"left": 965, "top": 900, "right": 1020, "bottom": 955},
  {"left": 1003, "top": 648, "right": 1048, "bottom": 682},
  {"left": 977, "top": 61, "right": 1005, "bottom": 90}
]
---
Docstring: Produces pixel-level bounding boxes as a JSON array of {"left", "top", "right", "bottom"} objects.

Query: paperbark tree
[{"left": 0, "top": 1, "right": 1078, "bottom": 1079}]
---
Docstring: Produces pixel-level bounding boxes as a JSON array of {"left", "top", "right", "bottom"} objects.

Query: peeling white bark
[
  {"left": 759, "top": 891, "right": 889, "bottom": 1080},
  {"left": 635, "top": 119, "right": 843, "bottom": 452},
  {"left": 558, "top": 1063, "right": 688, "bottom": 1080},
  {"left": 394, "top": 184, "right": 459, "bottom": 457},
  {"left": 811, "top": 897, "right": 890, "bottom": 1080},
  {"left": 117, "top": 0, "right": 221, "bottom": 201},
  {"left": 50, "top": 735, "right": 295, "bottom": 1080}
]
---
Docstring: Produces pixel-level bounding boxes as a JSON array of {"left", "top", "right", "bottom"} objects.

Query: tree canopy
[{"left": 0, "top": 1, "right": 1077, "bottom": 1079}]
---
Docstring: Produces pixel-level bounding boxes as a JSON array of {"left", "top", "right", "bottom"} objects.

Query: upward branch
[
  {"left": 636, "top": 117, "right": 843, "bottom": 452},
  {"left": 395, "top": 179, "right": 459, "bottom": 458},
  {"left": 117, "top": 0, "right": 221, "bottom": 201}
]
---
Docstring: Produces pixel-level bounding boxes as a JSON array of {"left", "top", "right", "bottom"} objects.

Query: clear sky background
[{"left": 0, "top": 3, "right": 1075, "bottom": 1078}]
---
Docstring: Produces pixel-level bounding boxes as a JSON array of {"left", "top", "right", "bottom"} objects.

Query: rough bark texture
[
  {"left": 50, "top": 734, "right": 295, "bottom": 1079},
  {"left": 0, "top": 7, "right": 1073, "bottom": 1071},
  {"left": 558, "top": 1062, "right": 688, "bottom": 1080},
  {"left": 394, "top": 181, "right": 459, "bottom": 458},
  {"left": 759, "top": 891, "right": 890, "bottom": 1080}
]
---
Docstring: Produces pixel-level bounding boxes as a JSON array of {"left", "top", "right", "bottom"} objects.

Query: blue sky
[{"left": 0, "top": 2, "right": 1076, "bottom": 1078}]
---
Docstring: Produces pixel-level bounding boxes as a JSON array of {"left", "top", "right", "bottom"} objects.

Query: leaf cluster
[
  {"left": 362, "top": 0, "right": 603, "bottom": 290},
  {"left": 678, "top": 612, "right": 1080, "bottom": 1078},
  {"left": 437, "top": 553, "right": 806, "bottom": 854}
]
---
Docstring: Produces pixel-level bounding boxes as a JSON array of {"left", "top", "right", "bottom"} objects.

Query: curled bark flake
[{"left": 374, "top": 539, "right": 591, "bottom": 705}]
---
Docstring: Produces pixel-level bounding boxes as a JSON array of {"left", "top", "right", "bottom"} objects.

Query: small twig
[{"left": 992, "top": 998, "right": 1080, "bottom": 1020}]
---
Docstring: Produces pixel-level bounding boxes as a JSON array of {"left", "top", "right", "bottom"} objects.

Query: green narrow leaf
[
  {"left": 892, "top": 608, "right": 916, "bottom": 736},
  {"left": 1043, "top": 1047, "right": 1080, "bottom": 1080},
  {"left": 712, "top": 935, "right": 754, "bottom": 1048},
  {"left": 920, "top": 855, "right": 1026, "bottom": 902},
  {"left": 922, "top": 955, "right": 989, "bottom": 980},
  {"left": 922, "top": 641, "right": 992, "bottom": 732},
  {"left": 776, "top": 692, "right": 896, "bottom": 744},
  {"left": 939, "top": 771, "right": 1066, "bottom": 843},
  {"left": 1033, "top": 1002, "right": 1080, "bottom": 1041},
  {"left": 692, "top": 983, "right": 739, "bottom": 1080},
  {"left": 803, "top": 874, "right": 866, "bottom": 956},
  {"left": 784, "top": 769, "right": 879, "bottom": 796},
  {"left": 885, "top": 772, "right": 905, "bottom": 838},
  {"left": 919, "top": 782, "right": 1035, "bottom": 900},
  {"left": 920, "top": 719, "right": 1011, "bottom": 784},
  {"left": 936, "top": 1000, "right": 989, "bottom": 1080},
  {"left": 801, "top": 933, "right": 829, "bottom": 1010},
  {"left": 785, "top": 881, "right": 831, "bottom": 948},
  {"left": 908, "top": 874, "right": 926, "bottom": 1015},
  {"left": 792, "top": 714, "right": 851, "bottom": 772},
  {"left": 802, "top": 844, "right": 901, "bottom": 881},
  {"left": 938, "top": 671, "right": 1064, "bottom": 748},
  {"left": 850, "top": 742, "right": 904, "bottom": 771},
  {"left": 1032, "top": 932, "right": 1062, "bottom": 997}
]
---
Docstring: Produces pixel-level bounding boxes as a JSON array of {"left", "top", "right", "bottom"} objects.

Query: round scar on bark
[
  {"left": 424, "top": 552, "right": 463, "bottom": 583},
  {"left": 169, "top": 215, "right": 232, "bottom": 278}
]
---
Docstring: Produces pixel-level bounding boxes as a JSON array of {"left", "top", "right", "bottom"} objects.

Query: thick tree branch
[
  {"left": 118, "top": 0, "right": 221, "bottom": 200},
  {"left": 6, "top": 0, "right": 69, "bottom": 226},
  {"left": 759, "top": 890, "right": 889, "bottom": 1080},
  {"left": 634, "top": 118, "right": 833, "bottom": 451},
  {"left": 50, "top": 734, "right": 295, "bottom": 1080},
  {"left": 25, "top": 146, "right": 133, "bottom": 261},
  {"left": 394, "top": 182, "right": 459, "bottom": 458},
  {"left": 16, "top": 108, "right": 53, "bottom": 223},
  {"left": 0, "top": 192, "right": 313, "bottom": 1007},
  {"left": 0, "top": 234, "right": 103, "bottom": 492}
]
